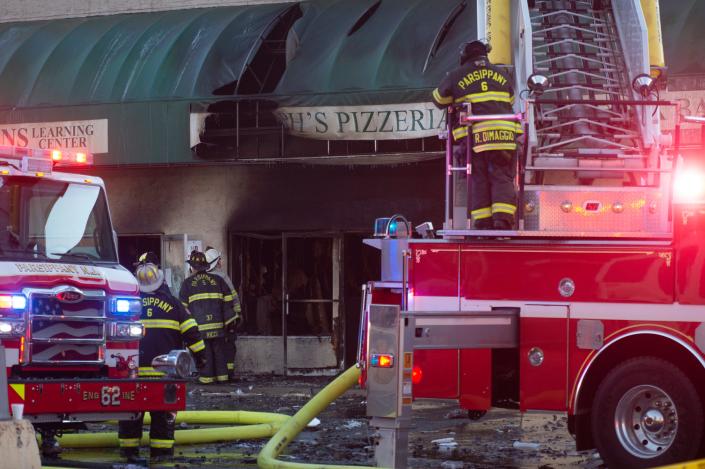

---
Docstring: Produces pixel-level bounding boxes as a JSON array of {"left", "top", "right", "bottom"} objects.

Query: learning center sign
[
  {"left": 274, "top": 103, "right": 447, "bottom": 140},
  {"left": 0, "top": 119, "right": 108, "bottom": 153}
]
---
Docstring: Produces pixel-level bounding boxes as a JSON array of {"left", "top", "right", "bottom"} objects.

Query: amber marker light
[{"left": 370, "top": 353, "right": 395, "bottom": 368}]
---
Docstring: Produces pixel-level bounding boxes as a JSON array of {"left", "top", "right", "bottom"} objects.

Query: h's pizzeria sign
[
  {"left": 0, "top": 119, "right": 108, "bottom": 153},
  {"left": 274, "top": 103, "right": 447, "bottom": 140}
]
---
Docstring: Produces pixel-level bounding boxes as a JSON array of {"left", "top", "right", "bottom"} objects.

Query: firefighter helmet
[
  {"left": 187, "top": 251, "right": 209, "bottom": 271},
  {"left": 204, "top": 247, "right": 221, "bottom": 272},
  {"left": 135, "top": 262, "right": 164, "bottom": 293},
  {"left": 134, "top": 251, "right": 160, "bottom": 267},
  {"left": 460, "top": 40, "right": 491, "bottom": 64}
]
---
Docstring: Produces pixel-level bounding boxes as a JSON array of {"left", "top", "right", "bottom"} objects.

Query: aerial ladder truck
[{"left": 359, "top": 1, "right": 705, "bottom": 467}]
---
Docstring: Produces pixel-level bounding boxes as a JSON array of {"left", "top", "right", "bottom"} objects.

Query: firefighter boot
[
  {"left": 150, "top": 447, "right": 174, "bottom": 463},
  {"left": 119, "top": 447, "right": 146, "bottom": 465},
  {"left": 474, "top": 218, "right": 493, "bottom": 230},
  {"left": 493, "top": 218, "right": 513, "bottom": 230},
  {"left": 40, "top": 433, "right": 63, "bottom": 458}
]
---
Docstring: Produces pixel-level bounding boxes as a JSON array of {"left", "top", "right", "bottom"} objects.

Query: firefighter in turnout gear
[
  {"left": 180, "top": 250, "right": 236, "bottom": 384},
  {"left": 432, "top": 40, "right": 522, "bottom": 230},
  {"left": 118, "top": 252, "right": 206, "bottom": 463},
  {"left": 205, "top": 246, "right": 242, "bottom": 381}
]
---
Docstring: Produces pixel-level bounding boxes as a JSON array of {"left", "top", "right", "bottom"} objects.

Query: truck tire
[{"left": 591, "top": 357, "right": 703, "bottom": 468}]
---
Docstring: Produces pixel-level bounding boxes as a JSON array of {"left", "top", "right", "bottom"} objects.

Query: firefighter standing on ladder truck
[
  {"left": 118, "top": 252, "right": 206, "bottom": 463},
  {"left": 180, "top": 251, "right": 236, "bottom": 384},
  {"left": 432, "top": 40, "right": 522, "bottom": 230}
]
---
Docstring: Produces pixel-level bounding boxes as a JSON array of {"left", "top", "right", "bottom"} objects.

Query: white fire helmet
[
  {"left": 205, "top": 248, "right": 221, "bottom": 272},
  {"left": 135, "top": 263, "right": 164, "bottom": 293}
]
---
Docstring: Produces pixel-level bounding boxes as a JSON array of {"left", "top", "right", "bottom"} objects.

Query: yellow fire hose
[
  {"left": 146, "top": 410, "right": 289, "bottom": 426},
  {"left": 50, "top": 366, "right": 384, "bottom": 469},
  {"left": 257, "top": 364, "right": 387, "bottom": 469},
  {"left": 55, "top": 410, "right": 290, "bottom": 448}
]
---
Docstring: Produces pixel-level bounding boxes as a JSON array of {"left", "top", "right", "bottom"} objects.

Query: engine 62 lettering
[{"left": 81, "top": 386, "right": 136, "bottom": 405}]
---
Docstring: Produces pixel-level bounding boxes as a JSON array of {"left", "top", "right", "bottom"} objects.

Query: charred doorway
[
  {"left": 116, "top": 234, "right": 161, "bottom": 271},
  {"left": 230, "top": 232, "right": 377, "bottom": 374}
]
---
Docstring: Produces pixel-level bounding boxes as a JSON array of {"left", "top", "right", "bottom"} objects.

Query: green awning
[
  {"left": 0, "top": 3, "right": 291, "bottom": 107},
  {"left": 661, "top": 0, "right": 705, "bottom": 76},
  {"left": 274, "top": 0, "right": 476, "bottom": 106}
]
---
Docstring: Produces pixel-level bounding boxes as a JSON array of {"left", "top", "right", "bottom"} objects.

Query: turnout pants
[
  {"left": 199, "top": 336, "right": 229, "bottom": 384},
  {"left": 225, "top": 331, "right": 237, "bottom": 378},
  {"left": 470, "top": 149, "right": 517, "bottom": 227},
  {"left": 118, "top": 411, "right": 176, "bottom": 458}
]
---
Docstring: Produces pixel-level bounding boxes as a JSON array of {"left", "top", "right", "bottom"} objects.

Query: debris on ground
[
  {"left": 69, "top": 375, "right": 598, "bottom": 468},
  {"left": 513, "top": 441, "right": 541, "bottom": 450}
]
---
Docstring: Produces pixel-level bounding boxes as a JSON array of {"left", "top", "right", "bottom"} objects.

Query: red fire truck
[
  {"left": 359, "top": 2, "right": 704, "bottom": 468},
  {"left": 0, "top": 145, "right": 189, "bottom": 452}
]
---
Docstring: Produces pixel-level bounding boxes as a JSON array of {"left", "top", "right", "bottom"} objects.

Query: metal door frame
[
  {"left": 282, "top": 232, "right": 343, "bottom": 375},
  {"left": 161, "top": 234, "right": 189, "bottom": 294}
]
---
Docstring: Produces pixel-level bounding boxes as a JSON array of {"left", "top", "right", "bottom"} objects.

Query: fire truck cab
[
  {"left": 0, "top": 146, "right": 189, "bottom": 450},
  {"left": 360, "top": 1, "right": 705, "bottom": 467}
]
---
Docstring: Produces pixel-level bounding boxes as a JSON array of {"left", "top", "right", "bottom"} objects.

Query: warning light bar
[
  {"left": 0, "top": 145, "right": 94, "bottom": 164},
  {"left": 49, "top": 149, "right": 94, "bottom": 166},
  {"left": 370, "top": 353, "right": 395, "bottom": 368},
  {"left": 0, "top": 145, "right": 94, "bottom": 174}
]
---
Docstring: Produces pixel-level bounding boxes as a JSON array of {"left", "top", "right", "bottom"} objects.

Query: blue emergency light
[{"left": 373, "top": 215, "right": 411, "bottom": 238}]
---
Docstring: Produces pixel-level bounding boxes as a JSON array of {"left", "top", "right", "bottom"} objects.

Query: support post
[
  {"left": 452, "top": 138, "right": 469, "bottom": 230},
  {"left": 444, "top": 110, "right": 452, "bottom": 229},
  {"left": 0, "top": 346, "right": 8, "bottom": 420},
  {"left": 366, "top": 304, "right": 413, "bottom": 468}
]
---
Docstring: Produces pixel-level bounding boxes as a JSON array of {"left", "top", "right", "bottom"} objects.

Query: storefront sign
[
  {"left": 0, "top": 119, "right": 108, "bottom": 153},
  {"left": 274, "top": 103, "right": 447, "bottom": 140}
]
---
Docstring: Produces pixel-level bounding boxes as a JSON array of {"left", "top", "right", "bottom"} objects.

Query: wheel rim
[{"left": 614, "top": 384, "right": 678, "bottom": 459}]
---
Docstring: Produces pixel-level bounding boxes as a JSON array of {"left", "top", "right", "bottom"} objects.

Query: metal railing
[
  {"left": 441, "top": 97, "right": 680, "bottom": 234},
  {"left": 513, "top": 0, "right": 536, "bottom": 147}
]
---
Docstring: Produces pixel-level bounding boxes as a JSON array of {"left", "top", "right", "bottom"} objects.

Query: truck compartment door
[{"left": 520, "top": 304, "right": 569, "bottom": 411}]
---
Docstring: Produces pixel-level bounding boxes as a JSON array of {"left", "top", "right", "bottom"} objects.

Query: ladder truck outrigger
[
  {"left": 0, "top": 145, "right": 192, "bottom": 455},
  {"left": 359, "top": 1, "right": 705, "bottom": 467}
]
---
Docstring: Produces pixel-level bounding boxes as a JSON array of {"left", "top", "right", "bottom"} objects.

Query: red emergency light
[
  {"left": 673, "top": 166, "right": 705, "bottom": 204},
  {"left": 0, "top": 295, "right": 26, "bottom": 310},
  {"left": 51, "top": 149, "right": 94, "bottom": 166},
  {"left": 0, "top": 145, "right": 94, "bottom": 171},
  {"left": 412, "top": 365, "right": 423, "bottom": 384}
]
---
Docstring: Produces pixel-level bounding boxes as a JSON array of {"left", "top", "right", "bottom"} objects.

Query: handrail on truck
[{"left": 444, "top": 98, "right": 682, "bottom": 235}]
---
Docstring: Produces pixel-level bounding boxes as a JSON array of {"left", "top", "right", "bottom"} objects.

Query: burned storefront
[{"left": 0, "top": 0, "right": 478, "bottom": 373}]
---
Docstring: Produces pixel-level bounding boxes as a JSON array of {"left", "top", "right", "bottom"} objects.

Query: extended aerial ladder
[
  {"left": 443, "top": 0, "right": 673, "bottom": 236},
  {"left": 530, "top": 0, "right": 647, "bottom": 175}
]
